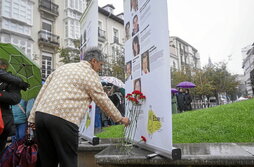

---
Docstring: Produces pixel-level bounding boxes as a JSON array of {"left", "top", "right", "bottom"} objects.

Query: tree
[
  {"left": 171, "top": 69, "right": 191, "bottom": 88},
  {"left": 203, "top": 62, "right": 239, "bottom": 103},
  {"left": 192, "top": 69, "right": 215, "bottom": 99},
  {"left": 59, "top": 39, "right": 80, "bottom": 64},
  {"left": 111, "top": 55, "right": 125, "bottom": 82}
]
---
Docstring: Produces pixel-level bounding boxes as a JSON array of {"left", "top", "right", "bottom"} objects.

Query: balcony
[
  {"left": 38, "top": 30, "right": 59, "bottom": 48},
  {"left": 98, "top": 28, "right": 106, "bottom": 42},
  {"left": 39, "top": 0, "right": 59, "bottom": 17}
]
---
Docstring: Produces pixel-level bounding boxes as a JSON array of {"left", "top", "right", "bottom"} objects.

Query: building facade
[
  {"left": 0, "top": 0, "right": 34, "bottom": 59},
  {"left": 242, "top": 43, "right": 254, "bottom": 97},
  {"left": 169, "top": 36, "right": 201, "bottom": 73},
  {"left": 34, "top": 0, "right": 86, "bottom": 80},
  {"left": 80, "top": 3, "right": 125, "bottom": 77}
]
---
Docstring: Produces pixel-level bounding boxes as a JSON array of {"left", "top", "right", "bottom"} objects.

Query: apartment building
[
  {"left": 80, "top": 3, "right": 125, "bottom": 76},
  {"left": 169, "top": 36, "right": 201, "bottom": 73},
  {"left": 34, "top": 0, "right": 86, "bottom": 79},
  {"left": 242, "top": 43, "right": 254, "bottom": 96},
  {"left": 0, "top": 0, "right": 34, "bottom": 59}
]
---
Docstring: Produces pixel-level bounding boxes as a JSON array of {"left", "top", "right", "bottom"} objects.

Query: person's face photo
[
  {"left": 132, "top": 15, "right": 139, "bottom": 35},
  {"left": 142, "top": 51, "right": 150, "bottom": 74},
  {"left": 125, "top": 61, "right": 132, "bottom": 80},
  {"left": 125, "top": 22, "right": 130, "bottom": 40},
  {"left": 134, "top": 78, "right": 141, "bottom": 92},
  {"left": 132, "top": 36, "right": 140, "bottom": 56},
  {"left": 130, "top": 0, "right": 138, "bottom": 12}
]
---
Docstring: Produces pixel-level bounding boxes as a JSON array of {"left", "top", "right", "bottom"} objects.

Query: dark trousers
[
  {"left": 35, "top": 112, "right": 79, "bottom": 167},
  {"left": 0, "top": 115, "right": 15, "bottom": 154}
]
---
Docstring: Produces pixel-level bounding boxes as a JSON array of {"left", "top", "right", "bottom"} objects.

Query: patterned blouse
[{"left": 28, "top": 61, "right": 123, "bottom": 126}]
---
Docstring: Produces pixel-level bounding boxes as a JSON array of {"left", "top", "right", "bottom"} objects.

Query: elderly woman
[{"left": 28, "top": 47, "right": 129, "bottom": 167}]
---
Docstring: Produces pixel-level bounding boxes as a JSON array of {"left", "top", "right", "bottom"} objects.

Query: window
[
  {"left": 42, "top": 19, "right": 52, "bottom": 32},
  {"left": 42, "top": 52, "right": 53, "bottom": 79},
  {"left": 98, "top": 21, "right": 102, "bottom": 30},
  {"left": 113, "top": 28, "right": 119, "bottom": 43}
]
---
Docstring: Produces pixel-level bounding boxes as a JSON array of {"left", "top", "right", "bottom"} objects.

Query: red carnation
[
  {"left": 88, "top": 105, "right": 92, "bottom": 109},
  {"left": 141, "top": 136, "right": 147, "bottom": 142},
  {"left": 132, "top": 90, "right": 142, "bottom": 95},
  {"left": 125, "top": 93, "right": 132, "bottom": 98}
]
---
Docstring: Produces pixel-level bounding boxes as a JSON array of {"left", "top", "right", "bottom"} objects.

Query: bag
[
  {"left": 0, "top": 129, "right": 38, "bottom": 167},
  {"left": 0, "top": 107, "right": 4, "bottom": 135}
]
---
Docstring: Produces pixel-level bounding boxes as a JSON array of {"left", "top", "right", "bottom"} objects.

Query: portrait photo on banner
[
  {"left": 130, "top": 0, "right": 138, "bottom": 13},
  {"left": 133, "top": 78, "right": 141, "bottom": 92},
  {"left": 141, "top": 50, "right": 150, "bottom": 75},
  {"left": 132, "top": 35, "right": 140, "bottom": 57},
  {"left": 132, "top": 14, "right": 139, "bottom": 36},
  {"left": 125, "top": 60, "right": 132, "bottom": 81}
]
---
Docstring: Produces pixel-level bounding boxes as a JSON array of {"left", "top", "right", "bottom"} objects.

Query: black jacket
[
  {"left": 0, "top": 74, "right": 22, "bottom": 137},
  {"left": 0, "top": 69, "right": 24, "bottom": 87}
]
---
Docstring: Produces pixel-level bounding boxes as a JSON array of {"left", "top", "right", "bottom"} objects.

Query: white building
[
  {"left": 33, "top": 0, "right": 86, "bottom": 79},
  {"left": 80, "top": 3, "right": 125, "bottom": 76},
  {"left": 169, "top": 36, "right": 201, "bottom": 73},
  {"left": 242, "top": 43, "right": 254, "bottom": 97},
  {"left": 0, "top": 0, "right": 34, "bottom": 59}
]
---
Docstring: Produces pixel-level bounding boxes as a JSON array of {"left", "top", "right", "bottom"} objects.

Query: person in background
[
  {"left": 0, "top": 59, "right": 23, "bottom": 154},
  {"left": 28, "top": 47, "right": 129, "bottom": 167},
  {"left": 171, "top": 92, "right": 178, "bottom": 114},
  {"left": 176, "top": 88, "right": 185, "bottom": 113},
  {"left": 184, "top": 89, "right": 192, "bottom": 111},
  {"left": 11, "top": 99, "right": 27, "bottom": 142}
]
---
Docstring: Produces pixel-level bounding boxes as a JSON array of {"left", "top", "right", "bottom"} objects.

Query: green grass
[
  {"left": 96, "top": 99, "right": 254, "bottom": 143},
  {"left": 96, "top": 124, "right": 124, "bottom": 138}
]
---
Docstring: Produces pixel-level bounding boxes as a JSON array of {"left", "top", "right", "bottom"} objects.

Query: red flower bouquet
[{"left": 124, "top": 90, "right": 146, "bottom": 145}]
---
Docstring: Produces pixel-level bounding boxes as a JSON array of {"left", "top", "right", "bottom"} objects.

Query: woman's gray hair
[{"left": 82, "top": 47, "right": 104, "bottom": 62}]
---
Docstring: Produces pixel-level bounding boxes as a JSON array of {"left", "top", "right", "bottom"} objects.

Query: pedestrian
[
  {"left": 176, "top": 88, "right": 185, "bottom": 113},
  {"left": 28, "top": 47, "right": 129, "bottom": 167},
  {"left": 11, "top": 99, "right": 28, "bottom": 142},
  {"left": 0, "top": 58, "right": 26, "bottom": 154},
  {"left": 171, "top": 92, "right": 178, "bottom": 114},
  {"left": 184, "top": 89, "right": 192, "bottom": 111}
]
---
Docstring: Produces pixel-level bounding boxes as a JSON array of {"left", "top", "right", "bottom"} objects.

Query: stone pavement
[{"left": 78, "top": 141, "right": 254, "bottom": 167}]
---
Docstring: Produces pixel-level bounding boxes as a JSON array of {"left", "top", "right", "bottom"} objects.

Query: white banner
[
  {"left": 80, "top": 0, "right": 98, "bottom": 59},
  {"left": 79, "top": 102, "right": 96, "bottom": 140},
  {"left": 79, "top": 0, "right": 98, "bottom": 141},
  {"left": 124, "top": 0, "right": 172, "bottom": 157}
]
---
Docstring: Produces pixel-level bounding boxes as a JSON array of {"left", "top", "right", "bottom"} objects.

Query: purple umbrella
[
  {"left": 176, "top": 81, "right": 196, "bottom": 88},
  {"left": 171, "top": 88, "right": 178, "bottom": 93}
]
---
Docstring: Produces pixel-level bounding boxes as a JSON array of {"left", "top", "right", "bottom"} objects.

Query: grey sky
[{"left": 98, "top": 0, "right": 254, "bottom": 74}]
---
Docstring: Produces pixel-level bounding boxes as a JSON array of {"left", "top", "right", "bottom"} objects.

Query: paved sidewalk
[{"left": 94, "top": 143, "right": 254, "bottom": 166}]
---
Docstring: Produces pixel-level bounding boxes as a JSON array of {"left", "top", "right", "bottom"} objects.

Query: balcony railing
[
  {"left": 39, "top": 0, "right": 59, "bottom": 16},
  {"left": 38, "top": 30, "right": 59, "bottom": 45},
  {"left": 98, "top": 28, "right": 106, "bottom": 39}
]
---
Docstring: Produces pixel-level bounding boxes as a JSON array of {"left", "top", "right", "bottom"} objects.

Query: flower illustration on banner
[
  {"left": 124, "top": 90, "right": 146, "bottom": 145},
  {"left": 147, "top": 106, "right": 162, "bottom": 135},
  {"left": 85, "top": 105, "right": 92, "bottom": 128}
]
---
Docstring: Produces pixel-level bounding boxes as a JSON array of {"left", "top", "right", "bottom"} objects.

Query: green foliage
[
  {"left": 171, "top": 69, "right": 191, "bottom": 88},
  {"left": 96, "top": 99, "right": 254, "bottom": 143},
  {"left": 111, "top": 55, "right": 125, "bottom": 82},
  {"left": 58, "top": 39, "right": 80, "bottom": 64}
]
